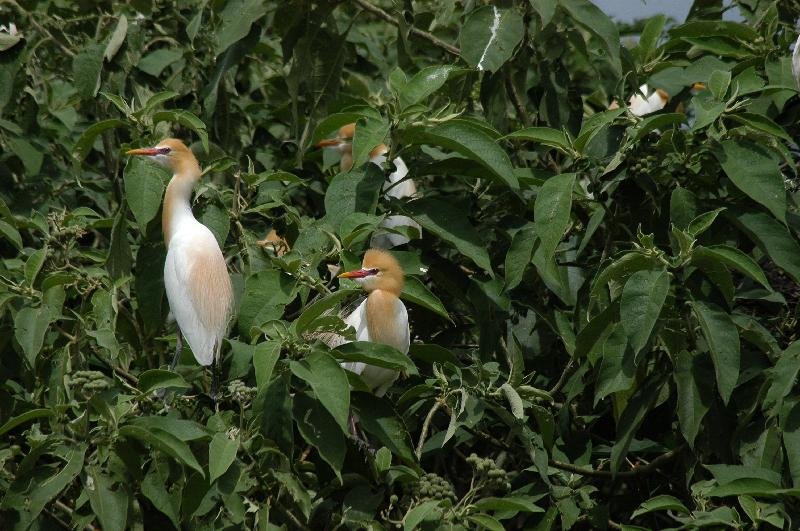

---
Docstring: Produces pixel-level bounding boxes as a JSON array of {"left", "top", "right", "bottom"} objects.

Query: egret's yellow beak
[{"left": 126, "top": 147, "right": 161, "bottom": 156}]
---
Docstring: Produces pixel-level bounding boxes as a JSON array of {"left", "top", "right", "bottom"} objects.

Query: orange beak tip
[
  {"left": 125, "top": 147, "right": 158, "bottom": 156},
  {"left": 338, "top": 269, "right": 368, "bottom": 279},
  {"left": 315, "top": 138, "right": 342, "bottom": 149}
]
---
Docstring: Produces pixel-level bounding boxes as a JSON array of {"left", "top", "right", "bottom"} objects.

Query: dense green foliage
[{"left": 2, "top": 0, "right": 800, "bottom": 528}]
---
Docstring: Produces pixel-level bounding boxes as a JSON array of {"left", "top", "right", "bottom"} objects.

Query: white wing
[
  {"left": 164, "top": 222, "right": 232, "bottom": 366},
  {"left": 372, "top": 156, "right": 422, "bottom": 249},
  {"left": 338, "top": 298, "right": 410, "bottom": 397}
]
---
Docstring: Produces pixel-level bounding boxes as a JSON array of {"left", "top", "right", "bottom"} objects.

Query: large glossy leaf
[
  {"left": 691, "top": 301, "right": 741, "bottom": 404},
  {"left": 86, "top": 469, "right": 129, "bottom": 531},
  {"left": 692, "top": 245, "right": 771, "bottom": 290},
  {"left": 459, "top": 6, "right": 524, "bottom": 72},
  {"left": 735, "top": 210, "right": 800, "bottom": 283},
  {"left": 216, "top": 0, "right": 268, "bottom": 55},
  {"left": 674, "top": 351, "right": 713, "bottom": 447},
  {"left": 208, "top": 431, "right": 239, "bottom": 484},
  {"left": 716, "top": 139, "right": 787, "bottom": 223},
  {"left": 620, "top": 268, "right": 670, "bottom": 355},
  {"left": 533, "top": 173, "right": 575, "bottom": 266},
  {"left": 123, "top": 156, "right": 167, "bottom": 229},
  {"left": 324, "top": 163, "right": 385, "bottom": 232},
  {"left": 404, "top": 197, "right": 493, "bottom": 274},
  {"left": 293, "top": 392, "right": 346, "bottom": 480},
  {"left": 405, "top": 120, "right": 518, "bottom": 188},
  {"left": 560, "top": 0, "right": 621, "bottom": 74},
  {"left": 118, "top": 425, "right": 204, "bottom": 474},
  {"left": 290, "top": 351, "right": 350, "bottom": 432}
]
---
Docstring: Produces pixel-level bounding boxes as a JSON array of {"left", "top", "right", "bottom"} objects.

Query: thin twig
[
  {"left": 547, "top": 359, "right": 574, "bottom": 396},
  {"left": 54, "top": 500, "right": 98, "bottom": 531},
  {"left": 351, "top": 0, "right": 460, "bottom": 56},
  {"left": 505, "top": 75, "right": 530, "bottom": 126},
  {"left": 549, "top": 445, "right": 686, "bottom": 479},
  {"left": 274, "top": 502, "right": 312, "bottom": 531},
  {"left": 416, "top": 398, "right": 445, "bottom": 459}
]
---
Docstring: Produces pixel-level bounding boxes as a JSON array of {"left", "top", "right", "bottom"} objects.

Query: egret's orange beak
[
  {"left": 315, "top": 138, "right": 344, "bottom": 149},
  {"left": 338, "top": 268, "right": 373, "bottom": 279},
  {"left": 126, "top": 147, "right": 161, "bottom": 156}
]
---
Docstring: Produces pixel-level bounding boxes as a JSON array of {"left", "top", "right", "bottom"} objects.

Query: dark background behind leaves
[{"left": 1, "top": 0, "right": 800, "bottom": 529}]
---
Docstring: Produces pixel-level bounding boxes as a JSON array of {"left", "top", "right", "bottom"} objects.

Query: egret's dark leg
[
  {"left": 169, "top": 329, "right": 183, "bottom": 371},
  {"left": 211, "top": 353, "right": 221, "bottom": 404},
  {"left": 156, "top": 330, "right": 183, "bottom": 400}
]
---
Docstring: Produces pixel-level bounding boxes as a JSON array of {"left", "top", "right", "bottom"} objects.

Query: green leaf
[
  {"left": 633, "top": 14, "right": 667, "bottom": 63},
  {"left": 0, "top": 219, "right": 22, "bottom": 250},
  {"left": 620, "top": 268, "right": 670, "bottom": 355},
  {"left": 24, "top": 246, "right": 47, "bottom": 286},
  {"left": 352, "top": 392, "right": 416, "bottom": 463},
  {"left": 399, "top": 65, "right": 461, "bottom": 108},
  {"left": 216, "top": 0, "right": 268, "bottom": 55},
  {"left": 137, "top": 369, "right": 191, "bottom": 394},
  {"left": 73, "top": 43, "right": 105, "bottom": 99},
  {"left": 467, "top": 514, "right": 505, "bottom": 531},
  {"left": 401, "top": 276, "right": 451, "bottom": 322},
  {"left": 104, "top": 15, "right": 128, "bottom": 61},
  {"left": 533, "top": 173, "right": 575, "bottom": 265},
  {"left": 141, "top": 461, "right": 180, "bottom": 527},
  {"left": 406, "top": 120, "right": 518, "bottom": 188},
  {"left": 404, "top": 197, "right": 493, "bottom": 274},
  {"left": 333, "top": 341, "right": 417, "bottom": 374},
  {"left": 500, "top": 383, "right": 524, "bottom": 419},
  {"left": 137, "top": 48, "right": 183, "bottom": 77},
  {"left": 15, "top": 286, "right": 65, "bottom": 367},
  {"left": 764, "top": 342, "right": 800, "bottom": 417},
  {"left": 504, "top": 225, "right": 536, "bottom": 290},
  {"left": 291, "top": 351, "right": 350, "bottom": 432},
  {"left": 152, "top": 110, "right": 209, "bottom": 152},
  {"left": 293, "top": 392, "right": 346, "bottom": 480},
  {"left": 590, "top": 252, "right": 656, "bottom": 308},
  {"left": 687, "top": 208, "right": 725, "bottom": 237},
  {"left": 86, "top": 469, "right": 129, "bottom": 531},
  {"left": 610, "top": 376, "right": 663, "bottom": 474},
  {"left": 123, "top": 156, "right": 167, "bottom": 229},
  {"left": 118, "top": 425, "right": 204, "bottom": 474},
  {"left": 708, "top": 69, "right": 731, "bottom": 100},
  {"left": 716, "top": 139, "right": 787, "bottom": 223},
  {"left": 74, "top": 119, "right": 127, "bottom": 162},
  {"left": 208, "top": 431, "right": 239, "bottom": 484},
  {"left": 728, "top": 112, "right": 793, "bottom": 142},
  {"left": 594, "top": 323, "right": 635, "bottom": 405},
  {"left": 324, "top": 163, "right": 385, "bottom": 232},
  {"left": 503, "top": 127, "right": 571, "bottom": 154},
  {"left": 560, "top": 0, "right": 621, "bottom": 74},
  {"left": 692, "top": 245, "right": 771, "bottom": 291},
  {"left": 238, "top": 269, "right": 296, "bottom": 335},
  {"left": 28, "top": 445, "right": 87, "bottom": 519},
  {"left": 130, "top": 417, "right": 209, "bottom": 442},
  {"left": 459, "top": 6, "right": 524, "bottom": 72},
  {"left": 253, "top": 340, "right": 281, "bottom": 390},
  {"left": 403, "top": 499, "right": 443, "bottom": 531},
  {"left": 735, "top": 210, "right": 800, "bottom": 283},
  {"left": 674, "top": 351, "right": 713, "bottom": 447},
  {"left": 631, "top": 495, "right": 689, "bottom": 519},
  {"left": 295, "top": 289, "right": 359, "bottom": 335},
  {"left": 199, "top": 203, "right": 230, "bottom": 247},
  {"left": 632, "top": 113, "right": 686, "bottom": 141},
  {"left": 107, "top": 207, "right": 132, "bottom": 281},
  {"left": 472, "top": 496, "right": 544, "bottom": 514},
  {"left": 0, "top": 408, "right": 52, "bottom": 437},
  {"left": 6, "top": 136, "right": 43, "bottom": 175},
  {"left": 351, "top": 116, "right": 390, "bottom": 169},
  {"left": 691, "top": 301, "right": 741, "bottom": 404}
]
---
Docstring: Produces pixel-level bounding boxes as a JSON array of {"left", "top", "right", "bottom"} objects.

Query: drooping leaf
[
  {"left": 123, "top": 156, "right": 167, "bottom": 229},
  {"left": 290, "top": 351, "right": 350, "bottom": 432},
  {"left": 459, "top": 6, "right": 524, "bottom": 72},
  {"left": 691, "top": 301, "right": 741, "bottom": 404},
  {"left": 208, "top": 431, "right": 239, "bottom": 484},
  {"left": 620, "top": 268, "right": 670, "bottom": 355}
]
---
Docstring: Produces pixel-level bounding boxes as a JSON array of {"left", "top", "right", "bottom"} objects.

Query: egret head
[
  {"left": 338, "top": 249, "right": 404, "bottom": 295},
  {"left": 126, "top": 138, "right": 200, "bottom": 177}
]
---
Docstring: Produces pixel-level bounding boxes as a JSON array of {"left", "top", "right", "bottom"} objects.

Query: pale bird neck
[
  {"left": 365, "top": 289, "right": 405, "bottom": 350},
  {"left": 162, "top": 164, "right": 201, "bottom": 246}
]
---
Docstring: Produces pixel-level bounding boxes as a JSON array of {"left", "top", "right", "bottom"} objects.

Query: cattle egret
[
  {"left": 126, "top": 139, "right": 233, "bottom": 398},
  {"left": 610, "top": 84, "right": 669, "bottom": 116},
  {"left": 257, "top": 228, "right": 290, "bottom": 256},
  {"left": 329, "top": 249, "right": 411, "bottom": 397},
  {"left": 316, "top": 123, "right": 422, "bottom": 249}
]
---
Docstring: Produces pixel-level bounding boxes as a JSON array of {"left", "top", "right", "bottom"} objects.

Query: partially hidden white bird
[
  {"left": 316, "top": 123, "right": 422, "bottom": 249},
  {"left": 127, "top": 139, "right": 233, "bottom": 397},
  {"left": 327, "top": 249, "right": 411, "bottom": 398},
  {"left": 609, "top": 84, "right": 669, "bottom": 116}
]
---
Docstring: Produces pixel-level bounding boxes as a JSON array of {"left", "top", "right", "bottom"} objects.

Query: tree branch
[
  {"left": 351, "top": 0, "right": 461, "bottom": 56},
  {"left": 549, "top": 445, "right": 686, "bottom": 479}
]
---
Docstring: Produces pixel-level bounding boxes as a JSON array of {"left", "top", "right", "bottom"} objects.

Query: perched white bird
[
  {"left": 792, "top": 34, "right": 800, "bottom": 91},
  {"left": 127, "top": 139, "right": 233, "bottom": 397},
  {"left": 329, "top": 249, "right": 411, "bottom": 397},
  {"left": 610, "top": 84, "right": 669, "bottom": 116},
  {"left": 316, "top": 123, "right": 422, "bottom": 249}
]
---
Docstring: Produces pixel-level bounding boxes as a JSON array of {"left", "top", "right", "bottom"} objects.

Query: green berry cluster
[
  {"left": 227, "top": 380, "right": 256, "bottom": 402},
  {"left": 466, "top": 453, "right": 511, "bottom": 493},
  {"left": 413, "top": 472, "right": 456, "bottom": 502},
  {"left": 68, "top": 370, "right": 110, "bottom": 395},
  {"left": 628, "top": 154, "right": 658, "bottom": 177}
]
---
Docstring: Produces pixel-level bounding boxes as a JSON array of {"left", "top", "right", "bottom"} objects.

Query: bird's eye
[
  {"left": 157, "top": 146, "right": 172, "bottom": 155},
  {"left": 369, "top": 268, "right": 380, "bottom": 275}
]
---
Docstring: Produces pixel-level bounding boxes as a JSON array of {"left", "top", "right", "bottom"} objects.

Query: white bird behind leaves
[{"left": 322, "top": 249, "right": 411, "bottom": 396}]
